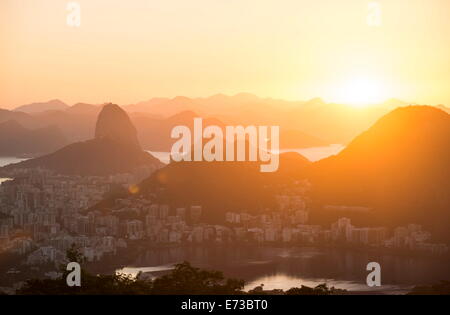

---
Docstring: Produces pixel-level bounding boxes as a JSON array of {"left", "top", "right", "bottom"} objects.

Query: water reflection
[
  {"left": 0, "top": 178, "right": 13, "bottom": 184},
  {"left": 0, "top": 157, "right": 28, "bottom": 167},
  {"left": 116, "top": 246, "right": 450, "bottom": 293},
  {"left": 147, "top": 144, "right": 346, "bottom": 164}
]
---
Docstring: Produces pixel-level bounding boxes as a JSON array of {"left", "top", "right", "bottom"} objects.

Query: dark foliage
[
  {"left": 151, "top": 262, "right": 245, "bottom": 295},
  {"left": 285, "top": 283, "right": 346, "bottom": 295},
  {"left": 407, "top": 281, "right": 450, "bottom": 295},
  {"left": 15, "top": 247, "right": 350, "bottom": 295},
  {"left": 17, "top": 246, "right": 244, "bottom": 295}
]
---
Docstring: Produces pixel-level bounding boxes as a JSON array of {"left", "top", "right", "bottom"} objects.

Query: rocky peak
[{"left": 94, "top": 103, "right": 140, "bottom": 148}]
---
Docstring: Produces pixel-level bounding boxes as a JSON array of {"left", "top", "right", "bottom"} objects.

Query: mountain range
[
  {"left": 1, "top": 104, "right": 162, "bottom": 176},
  {"left": 2, "top": 94, "right": 430, "bottom": 157},
  {"left": 1, "top": 96, "right": 331, "bottom": 155},
  {"left": 123, "top": 94, "right": 411, "bottom": 143},
  {"left": 13, "top": 99, "right": 69, "bottom": 113},
  {"left": 307, "top": 106, "right": 450, "bottom": 240},
  {"left": 0, "top": 120, "right": 67, "bottom": 157},
  {"left": 4, "top": 98, "right": 448, "bottom": 239},
  {"left": 104, "top": 105, "right": 449, "bottom": 240}
]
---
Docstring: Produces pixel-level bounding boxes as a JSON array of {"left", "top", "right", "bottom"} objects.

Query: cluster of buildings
[
  {"left": 0, "top": 170, "right": 448, "bottom": 270},
  {"left": 330, "top": 217, "right": 448, "bottom": 254},
  {"left": 221, "top": 211, "right": 448, "bottom": 255},
  {"left": 0, "top": 167, "right": 154, "bottom": 265}
]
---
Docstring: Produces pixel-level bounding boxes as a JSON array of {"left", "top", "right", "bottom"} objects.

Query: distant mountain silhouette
[
  {"left": 0, "top": 120, "right": 67, "bottom": 157},
  {"left": 132, "top": 110, "right": 325, "bottom": 151},
  {"left": 0, "top": 107, "right": 95, "bottom": 143},
  {"left": 280, "top": 129, "right": 327, "bottom": 148},
  {"left": 129, "top": 106, "right": 450, "bottom": 237},
  {"left": 125, "top": 96, "right": 199, "bottom": 118},
  {"left": 437, "top": 104, "right": 450, "bottom": 114},
  {"left": 95, "top": 103, "right": 140, "bottom": 148},
  {"left": 124, "top": 94, "right": 421, "bottom": 144},
  {"left": 131, "top": 110, "right": 226, "bottom": 152},
  {"left": 382, "top": 98, "right": 410, "bottom": 109},
  {"left": 2, "top": 104, "right": 162, "bottom": 176},
  {"left": 0, "top": 108, "right": 36, "bottom": 127},
  {"left": 14, "top": 99, "right": 69, "bottom": 113},
  {"left": 31, "top": 109, "right": 96, "bottom": 142},
  {"left": 6, "top": 95, "right": 446, "bottom": 153},
  {"left": 88, "top": 104, "right": 450, "bottom": 238},
  {"left": 3, "top": 100, "right": 325, "bottom": 151},
  {"left": 307, "top": 106, "right": 450, "bottom": 240},
  {"left": 124, "top": 98, "right": 171, "bottom": 114},
  {"left": 66, "top": 103, "right": 101, "bottom": 115}
]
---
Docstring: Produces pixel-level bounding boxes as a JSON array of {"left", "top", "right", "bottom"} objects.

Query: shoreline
[{"left": 81, "top": 243, "right": 449, "bottom": 295}]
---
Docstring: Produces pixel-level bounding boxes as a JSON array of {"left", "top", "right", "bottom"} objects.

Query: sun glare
[{"left": 334, "top": 76, "right": 389, "bottom": 108}]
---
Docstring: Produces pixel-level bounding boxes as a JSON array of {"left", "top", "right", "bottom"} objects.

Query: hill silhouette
[
  {"left": 14, "top": 99, "right": 69, "bottom": 113},
  {"left": 126, "top": 105, "right": 450, "bottom": 236},
  {"left": 120, "top": 152, "right": 310, "bottom": 222},
  {"left": 82, "top": 105, "right": 449, "bottom": 239},
  {"left": 124, "top": 93, "right": 405, "bottom": 144},
  {"left": 95, "top": 103, "right": 140, "bottom": 148},
  {"left": 307, "top": 106, "right": 450, "bottom": 239},
  {"left": 2, "top": 104, "right": 162, "bottom": 176},
  {"left": 7, "top": 94, "right": 435, "bottom": 149},
  {"left": 138, "top": 161, "right": 273, "bottom": 222},
  {"left": 0, "top": 120, "right": 67, "bottom": 156}
]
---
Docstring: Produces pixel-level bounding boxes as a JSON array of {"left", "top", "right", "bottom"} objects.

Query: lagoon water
[
  {"left": 0, "top": 157, "right": 27, "bottom": 168},
  {"left": 0, "top": 178, "right": 13, "bottom": 184},
  {"left": 277, "top": 144, "right": 344, "bottom": 162},
  {"left": 116, "top": 246, "right": 450, "bottom": 294},
  {"left": 0, "top": 157, "right": 28, "bottom": 184},
  {"left": 147, "top": 144, "right": 345, "bottom": 164}
]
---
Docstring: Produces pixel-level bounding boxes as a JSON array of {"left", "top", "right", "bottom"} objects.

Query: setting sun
[{"left": 333, "top": 76, "right": 389, "bottom": 107}]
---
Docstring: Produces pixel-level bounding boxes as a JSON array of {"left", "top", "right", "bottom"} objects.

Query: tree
[
  {"left": 151, "top": 261, "right": 245, "bottom": 295},
  {"left": 407, "top": 281, "right": 450, "bottom": 295},
  {"left": 17, "top": 250, "right": 244, "bottom": 295},
  {"left": 16, "top": 248, "right": 351, "bottom": 295},
  {"left": 17, "top": 245, "right": 153, "bottom": 295},
  {"left": 285, "top": 283, "right": 346, "bottom": 295}
]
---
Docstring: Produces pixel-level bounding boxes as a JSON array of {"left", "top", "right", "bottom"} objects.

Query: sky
[{"left": 1, "top": 0, "right": 449, "bottom": 108}]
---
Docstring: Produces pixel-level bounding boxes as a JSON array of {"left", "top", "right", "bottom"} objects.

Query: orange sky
[{"left": 1, "top": 0, "right": 449, "bottom": 108}]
